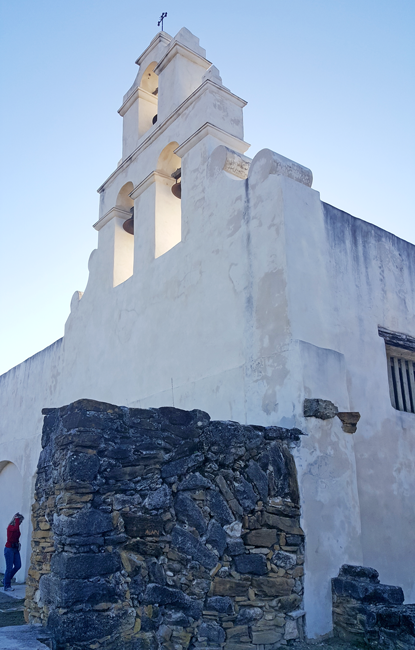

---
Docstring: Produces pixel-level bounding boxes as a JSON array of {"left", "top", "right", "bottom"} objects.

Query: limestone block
[
  {"left": 284, "top": 618, "right": 299, "bottom": 640},
  {"left": 174, "top": 492, "right": 206, "bottom": 534},
  {"left": 171, "top": 526, "right": 217, "bottom": 570},
  {"left": 304, "top": 397, "right": 338, "bottom": 419},
  {"left": 248, "top": 148, "right": 313, "bottom": 187},
  {"left": 178, "top": 473, "right": 213, "bottom": 491},
  {"left": 206, "top": 519, "right": 227, "bottom": 555},
  {"left": 143, "top": 584, "right": 202, "bottom": 619},
  {"left": 207, "top": 490, "right": 234, "bottom": 526},
  {"left": 50, "top": 551, "right": 121, "bottom": 579},
  {"left": 272, "top": 551, "right": 297, "bottom": 569},
  {"left": 251, "top": 628, "right": 282, "bottom": 644},
  {"left": 39, "top": 574, "right": 116, "bottom": 608},
  {"left": 53, "top": 508, "right": 113, "bottom": 537},
  {"left": 206, "top": 596, "right": 233, "bottom": 614},
  {"left": 235, "top": 477, "right": 257, "bottom": 512},
  {"left": 244, "top": 528, "right": 277, "bottom": 547},
  {"left": 144, "top": 484, "right": 172, "bottom": 510},
  {"left": 234, "top": 553, "right": 268, "bottom": 575},
  {"left": 209, "top": 145, "right": 250, "bottom": 179},
  {"left": 336, "top": 412, "right": 361, "bottom": 434},
  {"left": 235, "top": 606, "right": 263, "bottom": 625},
  {"left": 198, "top": 621, "right": 225, "bottom": 644},
  {"left": 123, "top": 514, "right": 164, "bottom": 537},
  {"left": 211, "top": 578, "right": 250, "bottom": 597},
  {"left": 252, "top": 576, "right": 294, "bottom": 597}
]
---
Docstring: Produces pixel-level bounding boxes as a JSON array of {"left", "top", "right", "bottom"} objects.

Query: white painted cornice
[
  {"left": 135, "top": 32, "right": 172, "bottom": 67},
  {"left": 98, "top": 81, "right": 248, "bottom": 194},
  {"left": 174, "top": 123, "right": 250, "bottom": 158},
  {"left": 118, "top": 87, "right": 158, "bottom": 117},
  {"left": 93, "top": 207, "right": 131, "bottom": 232},
  {"left": 154, "top": 41, "right": 211, "bottom": 76},
  {"left": 130, "top": 171, "right": 173, "bottom": 200}
]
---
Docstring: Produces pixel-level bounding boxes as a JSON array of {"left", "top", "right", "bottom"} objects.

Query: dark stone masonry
[
  {"left": 332, "top": 564, "right": 415, "bottom": 648},
  {"left": 25, "top": 399, "right": 306, "bottom": 650}
]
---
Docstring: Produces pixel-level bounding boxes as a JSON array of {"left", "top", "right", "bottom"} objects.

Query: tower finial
[{"left": 157, "top": 12, "right": 167, "bottom": 31}]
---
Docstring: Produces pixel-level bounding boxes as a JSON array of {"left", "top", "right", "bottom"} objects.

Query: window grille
[{"left": 386, "top": 345, "right": 415, "bottom": 413}]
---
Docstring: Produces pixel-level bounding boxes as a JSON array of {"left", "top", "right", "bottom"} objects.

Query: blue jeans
[{"left": 3, "top": 547, "right": 21, "bottom": 589}]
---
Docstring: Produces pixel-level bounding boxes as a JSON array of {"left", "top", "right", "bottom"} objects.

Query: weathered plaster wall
[
  {"left": 321, "top": 204, "right": 415, "bottom": 601},
  {"left": 0, "top": 338, "right": 63, "bottom": 579}
]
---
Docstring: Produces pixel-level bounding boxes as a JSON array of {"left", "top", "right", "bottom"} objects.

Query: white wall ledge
[
  {"left": 129, "top": 170, "right": 173, "bottom": 201},
  {"left": 97, "top": 80, "right": 247, "bottom": 195},
  {"left": 154, "top": 41, "right": 211, "bottom": 76},
  {"left": 174, "top": 123, "right": 250, "bottom": 158},
  {"left": 135, "top": 31, "right": 172, "bottom": 67},
  {"left": 118, "top": 86, "right": 158, "bottom": 117},
  {"left": 93, "top": 207, "right": 131, "bottom": 232}
]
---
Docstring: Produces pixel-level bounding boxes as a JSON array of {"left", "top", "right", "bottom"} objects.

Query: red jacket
[{"left": 5, "top": 521, "right": 20, "bottom": 548}]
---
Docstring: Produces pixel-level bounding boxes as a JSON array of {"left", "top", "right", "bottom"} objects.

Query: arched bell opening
[
  {"left": 112, "top": 182, "right": 134, "bottom": 286},
  {"left": 117, "top": 182, "right": 134, "bottom": 235},
  {"left": 155, "top": 142, "right": 181, "bottom": 258},
  {"left": 139, "top": 62, "right": 159, "bottom": 135}
]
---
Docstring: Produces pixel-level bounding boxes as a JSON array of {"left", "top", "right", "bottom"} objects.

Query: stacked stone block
[
  {"left": 26, "top": 399, "right": 305, "bottom": 649},
  {"left": 332, "top": 564, "right": 415, "bottom": 649}
]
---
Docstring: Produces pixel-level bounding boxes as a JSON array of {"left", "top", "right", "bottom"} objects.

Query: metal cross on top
[{"left": 158, "top": 12, "right": 167, "bottom": 30}]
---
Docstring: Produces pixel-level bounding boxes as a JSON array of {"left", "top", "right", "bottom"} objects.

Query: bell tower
[{"left": 92, "top": 27, "right": 250, "bottom": 288}]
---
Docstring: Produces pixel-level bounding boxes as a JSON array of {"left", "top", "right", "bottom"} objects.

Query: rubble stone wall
[
  {"left": 26, "top": 399, "right": 306, "bottom": 650},
  {"left": 332, "top": 564, "right": 415, "bottom": 649}
]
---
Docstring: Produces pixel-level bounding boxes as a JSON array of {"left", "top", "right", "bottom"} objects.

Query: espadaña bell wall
[{"left": 26, "top": 399, "right": 306, "bottom": 650}]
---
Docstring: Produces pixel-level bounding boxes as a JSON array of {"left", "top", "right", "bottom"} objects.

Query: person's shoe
[{"left": 4, "top": 587, "right": 14, "bottom": 591}]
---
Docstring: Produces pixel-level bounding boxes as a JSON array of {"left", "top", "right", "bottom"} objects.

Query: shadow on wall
[{"left": 0, "top": 461, "right": 24, "bottom": 578}]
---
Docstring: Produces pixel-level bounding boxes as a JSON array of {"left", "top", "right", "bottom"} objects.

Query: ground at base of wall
[
  {"left": 0, "top": 592, "right": 25, "bottom": 627},
  {"left": 0, "top": 624, "right": 50, "bottom": 650},
  {"left": 291, "top": 639, "right": 369, "bottom": 649}
]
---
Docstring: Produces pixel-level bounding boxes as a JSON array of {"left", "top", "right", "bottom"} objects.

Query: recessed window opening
[
  {"left": 155, "top": 142, "right": 181, "bottom": 258},
  {"left": 387, "top": 345, "right": 415, "bottom": 413},
  {"left": 379, "top": 327, "right": 415, "bottom": 414}
]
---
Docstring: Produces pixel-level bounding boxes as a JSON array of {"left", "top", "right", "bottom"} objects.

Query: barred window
[
  {"left": 379, "top": 327, "right": 415, "bottom": 414},
  {"left": 386, "top": 345, "right": 415, "bottom": 413}
]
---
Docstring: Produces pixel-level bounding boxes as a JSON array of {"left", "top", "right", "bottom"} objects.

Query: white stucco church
[{"left": 1, "top": 27, "right": 414, "bottom": 640}]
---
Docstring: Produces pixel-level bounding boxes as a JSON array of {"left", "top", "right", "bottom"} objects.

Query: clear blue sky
[{"left": 0, "top": 0, "right": 414, "bottom": 376}]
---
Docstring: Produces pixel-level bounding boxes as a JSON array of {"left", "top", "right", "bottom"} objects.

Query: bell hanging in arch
[
  {"left": 123, "top": 207, "right": 134, "bottom": 235},
  {"left": 171, "top": 167, "right": 182, "bottom": 199}
]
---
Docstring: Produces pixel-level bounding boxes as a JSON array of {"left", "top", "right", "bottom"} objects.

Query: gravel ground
[{"left": 290, "top": 639, "right": 364, "bottom": 649}]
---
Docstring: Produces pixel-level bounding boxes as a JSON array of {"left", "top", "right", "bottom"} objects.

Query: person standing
[{"left": 3, "top": 513, "right": 24, "bottom": 592}]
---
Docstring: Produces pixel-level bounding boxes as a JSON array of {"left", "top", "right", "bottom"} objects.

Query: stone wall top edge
[
  {"left": 40, "top": 399, "right": 304, "bottom": 441},
  {"left": 323, "top": 200, "right": 415, "bottom": 253}
]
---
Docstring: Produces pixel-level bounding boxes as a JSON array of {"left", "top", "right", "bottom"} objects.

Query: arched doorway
[{"left": 0, "top": 461, "right": 24, "bottom": 581}]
